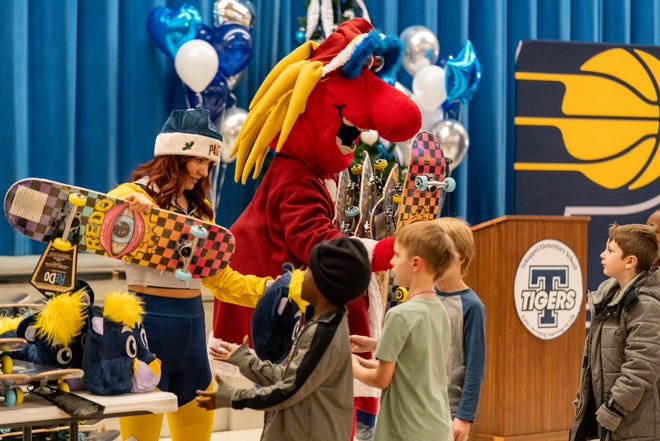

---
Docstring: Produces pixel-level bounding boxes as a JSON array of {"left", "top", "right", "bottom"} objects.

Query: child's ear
[
  {"left": 411, "top": 255, "right": 423, "bottom": 271},
  {"left": 624, "top": 254, "right": 638, "bottom": 270}
]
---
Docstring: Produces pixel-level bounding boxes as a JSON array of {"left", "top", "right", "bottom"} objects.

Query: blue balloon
[
  {"left": 212, "top": 23, "right": 254, "bottom": 77},
  {"left": 146, "top": 4, "right": 203, "bottom": 59},
  {"left": 185, "top": 73, "right": 230, "bottom": 122},
  {"left": 195, "top": 23, "right": 214, "bottom": 44},
  {"left": 444, "top": 40, "right": 482, "bottom": 104}
]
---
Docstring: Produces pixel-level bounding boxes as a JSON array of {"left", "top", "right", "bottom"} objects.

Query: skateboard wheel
[
  {"left": 444, "top": 177, "right": 456, "bottom": 192},
  {"left": 1, "top": 355, "right": 12, "bottom": 374},
  {"left": 346, "top": 206, "right": 359, "bottom": 217},
  {"left": 14, "top": 388, "right": 24, "bottom": 405},
  {"left": 392, "top": 193, "right": 402, "bottom": 203},
  {"left": 374, "top": 159, "right": 387, "bottom": 170},
  {"left": 414, "top": 175, "right": 429, "bottom": 191},
  {"left": 190, "top": 225, "right": 208, "bottom": 239},
  {"left": 58, "top": 381, "right": 71, "bottom": 393},
  {"left": 175, "top": 268, "right": 193, "bottom": 281},
  {"left": 394, "top": 286, "right": 408, "bottom": 302},
  {"left": 4, "top": 389, "right": 16, "bottom": 407},
  {"left": 350, "top": 164, "right": 363, "bottom": 175},
  {"left": 52, "top": 237, "right": 73, "bottom": 252},
  {"left": 68, "top": 193, "right": 87, "bottom": 207}
]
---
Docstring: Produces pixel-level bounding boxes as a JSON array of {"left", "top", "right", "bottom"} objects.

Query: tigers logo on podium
[
  {"left": 514, "top": 239, "right": 583, "bottom": 340},
  {"left": 514, "top": 40, "right": 660, "bottom": 290}
]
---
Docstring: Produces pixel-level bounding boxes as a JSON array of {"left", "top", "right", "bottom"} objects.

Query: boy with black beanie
[{"left": 196, "top": 236, "right": 371, "bottom": 441}]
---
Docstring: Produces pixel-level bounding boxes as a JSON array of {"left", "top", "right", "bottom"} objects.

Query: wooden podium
[{"left": 466, "top": 216, "right": 589, "bottom": 441}]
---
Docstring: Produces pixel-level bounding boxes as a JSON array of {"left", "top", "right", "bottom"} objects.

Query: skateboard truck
[
  {"left": 414, "top": 175, "right": 457, "bottom": 193},
  {"left": 53, "top": 193, "right": 86, "bottom": 251},
  {"left": 175, "top": 225, "right": 209, "bottom": 281}
]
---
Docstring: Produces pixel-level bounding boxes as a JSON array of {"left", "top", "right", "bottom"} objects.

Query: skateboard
[
  {"left": 395, "top": 131, "right": 455, "bottom": 228},
  {"left": 4, "top": 178, "right": 236, "bottom": 283},
  {"left": 386, "top": 131, "right": 456, "bottom": 309},
  {"left": 333, "top": 164, "right": 362, "bottom": 236},
  {"left": 369, "top": 163, "right": 400, "bottom": 241},
  {"left": 0, "top": 373, "right": 30, "bottom": 407},
  {"left": 11, "top": 361, "right": 104, "bottom": 418},
  {"left": 0, "top": 302, "right": 44, "bottom": 318},
  {"left": 0, "top": 338, "right": 28, "bottom": 374},
  {"left": 354, "top": 151, "right": 376, "bottom": 238}
]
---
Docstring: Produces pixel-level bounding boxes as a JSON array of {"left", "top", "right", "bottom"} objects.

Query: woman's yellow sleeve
[
  {"left": 202, "top": 265, "right": 272, "bottom": 308},
  {"left": 107, "top": 183, "right": 150, "bottom": 199}
]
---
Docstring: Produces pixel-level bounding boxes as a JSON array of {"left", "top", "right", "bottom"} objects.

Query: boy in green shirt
[{"left": 352, "top": 220, "right": 457, "bottom": 441}]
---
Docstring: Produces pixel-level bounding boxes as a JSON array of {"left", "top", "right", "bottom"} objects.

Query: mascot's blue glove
[{"left": 251, "top": 263, "right": 303, "bottom": 363}]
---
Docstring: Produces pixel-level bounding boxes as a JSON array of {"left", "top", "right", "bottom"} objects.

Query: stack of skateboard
[{"left": 333, "top": 131, "right": 456, "bottom": 311}]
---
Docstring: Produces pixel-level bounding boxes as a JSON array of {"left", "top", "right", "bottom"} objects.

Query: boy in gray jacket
[
  {"left": 196, "top": 236, "right": 372, "bottom": 441},
  {"left": 569, "top": 223, "right": 660, "bottom": 441}
]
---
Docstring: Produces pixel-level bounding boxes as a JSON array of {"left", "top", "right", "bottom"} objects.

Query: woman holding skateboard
[{"left": 108, "top": 108, "right": 267, "bottom": 441}]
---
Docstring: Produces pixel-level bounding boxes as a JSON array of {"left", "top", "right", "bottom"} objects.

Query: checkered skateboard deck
[
  {"left": 386, "top": 131, "right": 454, "bottom": 309},
  {"left": 4, "top": 178, "right": 235, "bottom": 279},
  {"left": 396, "top": 131, "right": 450, "bottom": 228}
]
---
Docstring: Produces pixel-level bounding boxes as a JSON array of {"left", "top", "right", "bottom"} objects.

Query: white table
[{"left": 0, "top": 390, "right": 177, "bottom": 440}]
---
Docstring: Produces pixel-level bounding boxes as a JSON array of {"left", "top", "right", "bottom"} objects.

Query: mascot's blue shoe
[{"left": 251, "top": 264, "right": 303, "bottom": 363}]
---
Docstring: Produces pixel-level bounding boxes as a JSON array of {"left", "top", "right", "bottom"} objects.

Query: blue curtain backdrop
[{"left": 1, "top": 0, "right": 659, "bottom": 256}]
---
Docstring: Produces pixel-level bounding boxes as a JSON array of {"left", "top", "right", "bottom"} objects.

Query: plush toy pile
[{"left": 2, "top": 284, "right": 160, "bottom": 395}]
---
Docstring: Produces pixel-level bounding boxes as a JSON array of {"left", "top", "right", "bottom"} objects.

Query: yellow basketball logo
[{"left": 515, "top": 48, "right": 660, "bottom": 190}]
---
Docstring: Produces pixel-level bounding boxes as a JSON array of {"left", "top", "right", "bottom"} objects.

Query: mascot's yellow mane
[
  {"left": 102, "top": 291, "right": 144, "bottom": 328},
  {"left": 35, "top": 289, "right": 88, "bottom": 347},
  {"left": 231, "top": 41, "right": 323, "bottom": 184}
]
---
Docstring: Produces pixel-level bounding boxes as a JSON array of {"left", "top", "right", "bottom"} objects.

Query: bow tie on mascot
[{"left": 211, "top": 17, "right": 421, "bottom": 436}]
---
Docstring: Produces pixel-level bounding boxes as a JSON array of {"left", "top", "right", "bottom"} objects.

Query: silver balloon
[
  {"left": 399, "top": 25, "right": 440, "bottom": 76},
  {"left": 431, "top": 119, "right": 469, "bottom": 168},
  {"left": 217, "top": 106, "right": 248, "bottom": 163},
  {"left": 213, "top": 0, "right": 255, "bottom": 29}
]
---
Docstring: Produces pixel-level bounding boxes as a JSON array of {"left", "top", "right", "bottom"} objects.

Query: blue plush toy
[
  {"left": 83, "top": 291, "right": 161, "bottom": 395},
  {"left": 16, "top": 288, "right": 91, "bottom": 370},
  {"left": 250, "top": 264, "right": 304, "bottom": 363}
]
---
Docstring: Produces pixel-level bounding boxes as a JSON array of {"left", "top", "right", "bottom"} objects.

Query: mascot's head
[
  {"left": 83, "top": 292, "right": 161, "bottom": 395},
  {"left": 232, "top": 17, "right": 422, "bottom": 183}
]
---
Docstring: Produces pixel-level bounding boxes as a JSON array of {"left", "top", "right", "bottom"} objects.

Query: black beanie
[{"left": 309, "top": 237, "right": 372, "bottom": 306}]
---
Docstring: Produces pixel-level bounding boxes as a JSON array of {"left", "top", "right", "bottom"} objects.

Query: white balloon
[
  {"left": 174, "top": 39, "right": 219, "bottom": 93},
  {"left": 218, "top": 107, "right": 248, "bottom": 163},
  {"left": 412, "top": 65, "right": 447, "bottom": 112}
]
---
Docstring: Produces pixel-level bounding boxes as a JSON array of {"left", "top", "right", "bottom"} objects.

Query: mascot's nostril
[{"left": 337, "top": 123, "right": 361, "bottom": 148}]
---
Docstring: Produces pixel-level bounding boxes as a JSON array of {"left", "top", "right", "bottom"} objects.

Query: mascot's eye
[
  {"left": 56, "top": 347, "right": 73, "bottom": 365},
  {"left": 371, "top": 56, "right": 384, "bottom": 73},
  {"left": 363, "top": 55, "right": 384, "bottom": 73},
  {"left": 125, "top": 335, "right": 138, "bottom": 359},
  {"left": 140, "top": 328, "right": 149, "bottom": 349}
]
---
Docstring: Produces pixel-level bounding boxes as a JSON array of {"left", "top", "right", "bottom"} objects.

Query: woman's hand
[{"left": 123, "top": 192, "right": 154, "bottom": 213}]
